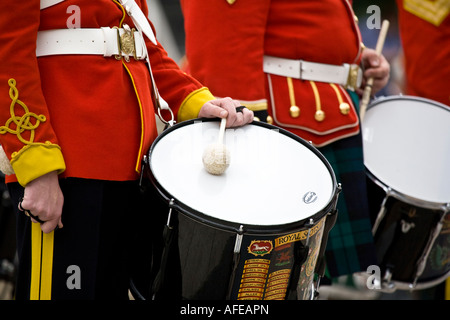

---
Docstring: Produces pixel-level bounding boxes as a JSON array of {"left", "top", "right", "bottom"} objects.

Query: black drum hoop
[
  {"left": 366, "top": 169, "right": 450, "bottom": 212},
  {"left": 147, "top": 118, "right": 339, "bottom": 235},
  {"left": 366, "top": 94, "right": 450, "bottom": 113}
]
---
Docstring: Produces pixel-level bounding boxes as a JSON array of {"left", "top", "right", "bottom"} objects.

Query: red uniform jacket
[
  {"left": 181, "top": 0, "right": 363, "bottom": 146},
  {"left": 0, "top": 0, "right": 214, "bottom": 186},
  {"left": 397, "top": 0, "right": 450, "bottom": 106}
]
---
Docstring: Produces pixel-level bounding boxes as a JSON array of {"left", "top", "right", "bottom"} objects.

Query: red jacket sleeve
[{"left": 0, "top": 0, "right": 65, "bottom": 186}]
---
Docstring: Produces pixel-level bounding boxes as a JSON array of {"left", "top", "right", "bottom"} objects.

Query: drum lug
[
  {"left": 381, "top": 268, "right": 396, "bottom": 292},
  {"left": 233, "top": 225, "right": 245, "bottom": 253},
  {"left": 444, "top": 203, "right": 450, "bottom": 213},
  {"left": 166, "top": 198, "right": 175, "bottom": 228},
  {"left": 139, "top": 155, "right": 147, "bottom": 187},
  {"left": 227, "top": 225, "right": 245, "bottom": 299},
  {"left": 304, "top": 219, "right": 314, "bottom": 246}
]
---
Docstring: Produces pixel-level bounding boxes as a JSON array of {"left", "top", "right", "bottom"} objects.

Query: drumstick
[
  {"left": 359, "top": 20, "right": 390, "bottom": 121},
  {"left": 218, "top": 117, "right": 226, "bottom": 144},
  {"left": 202, "top": 118, "right": 231, "bottom": 175}
]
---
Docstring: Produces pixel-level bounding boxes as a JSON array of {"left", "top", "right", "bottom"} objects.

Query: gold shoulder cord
[
  {"left": 309, "top": 81, "right": 325, "bottom": 122},
  {"left": 287, "top": 77, "right": 300, "bottom": 118},
  {"left": 329, "top": 83, "right": 350, "bottom": 115}
]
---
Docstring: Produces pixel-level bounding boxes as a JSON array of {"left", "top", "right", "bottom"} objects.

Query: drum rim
[
  {"left": 147, "top": 118, "right": 339, "bottom": 235},
  {"left": 380, "top": 270, "right": 450, "bottom": 292},
  {"left": 364, "top": 95, "right": 450, "bottom": 207},
  {"left": 366, "top": 170, "right": 450, "bottom": 211},
  {"left": 366, "top": 94, "right": 450, "bottom": 113}
]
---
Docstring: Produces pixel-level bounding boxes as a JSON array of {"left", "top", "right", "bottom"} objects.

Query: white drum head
[
  {"left": 362, "top": 96, "right": 450, "bottom": 204},
  {"left": 149, "top": 120, "right": 335, "bottom": 226}
]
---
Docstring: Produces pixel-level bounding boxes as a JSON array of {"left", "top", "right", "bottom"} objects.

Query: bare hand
[
  {"left": 19, "top": 171, "right": 64, "bottom": 233},
  {"left": 198, "top": 97, "right": 254, "bottom": 127},
  {"left": 358, "top": 48, "right": 390, "bottom": 95}
]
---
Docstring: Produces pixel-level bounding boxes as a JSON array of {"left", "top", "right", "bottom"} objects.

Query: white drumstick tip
[{"left": 202, "top": 118, "right": 230, "bottom": 175}]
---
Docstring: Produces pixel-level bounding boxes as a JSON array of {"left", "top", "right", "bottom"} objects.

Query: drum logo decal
[
  {"left": 303, "top": 191, "right": 318, "bottom": 204},
  {"left": 400, "top": 219, "right": 416, "bottom": 233},
  {"left": 248, "top": 240, "right": 273, "bottom": 256}
]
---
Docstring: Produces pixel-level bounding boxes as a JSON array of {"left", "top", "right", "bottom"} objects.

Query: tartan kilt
[
  {"left": 319, "top": 92, "right": 378, "bottom": 277},
  {"left": 319, "top": 131, "right": 378, "bottom": 278}
]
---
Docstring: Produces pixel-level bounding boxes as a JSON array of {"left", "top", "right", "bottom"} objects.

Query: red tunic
[
  {"left": 397, "top": 0, "right": 450, "bottom": 106},
  {"left": 0, "top": 0, "right": 214, "bottom": 186},
  {"left": 181, "top": 0, "right": 363, "bottom": 146}
]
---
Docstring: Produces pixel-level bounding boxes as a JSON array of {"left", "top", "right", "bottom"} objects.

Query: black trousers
[{"left": 9, "top": 178, "right": 166, "bottom": 300}]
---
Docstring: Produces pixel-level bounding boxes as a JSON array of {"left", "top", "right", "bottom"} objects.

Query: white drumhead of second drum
[
  {"left": 150, "top": 121, "right": 335, "bottom": 226},
  {"left": 362, "top": 96, "right": 450, "bottom": 205}
]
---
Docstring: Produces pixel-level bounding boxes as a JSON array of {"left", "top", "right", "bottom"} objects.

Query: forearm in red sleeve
[{"left": 0, "top": 1, "right": 65, "bottom": 186}]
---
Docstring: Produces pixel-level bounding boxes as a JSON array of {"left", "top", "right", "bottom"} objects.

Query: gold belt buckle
[
  {"left": 114, "top": 25, "right": 137, "bottom": 62},
  {"left": 345, "top": 64, "right": 362, "bottom": 91}
]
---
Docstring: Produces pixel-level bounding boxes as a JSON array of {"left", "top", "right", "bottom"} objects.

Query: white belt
[
  {"left": 263, "top": 55, "right": 362, "bottom": 91},
  {"left": 36, "top": 27, "right": 147, "bottom": 61}
]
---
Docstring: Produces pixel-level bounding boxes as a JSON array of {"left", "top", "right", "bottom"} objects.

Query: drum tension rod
[
  {"left": 227, "top": 225, "right": 245, "bottom": 300},
  {"left": 233, "top": 225, "right": 244, "bottom": 254},
  {"left": 139, "top": 155, "right": 149, "bottom": 187},
  {"left": 166, "top": 199, "right": 175, "bottom": 229},
  {"left": 305, "top": 218, "right": 314, "bottom": 246}
]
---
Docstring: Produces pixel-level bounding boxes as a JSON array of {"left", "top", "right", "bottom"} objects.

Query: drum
[
  {"left": 144, "top": 119, "right": 340, "bottom": 300},
  {"left": 362, "top": 95, "right": 450, "bottom": 290}
]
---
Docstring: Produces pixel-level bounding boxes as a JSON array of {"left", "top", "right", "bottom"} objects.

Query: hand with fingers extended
[
  {"left": 18, "top": 171, "right": 64, "bottom": 233},
  {"left": 198, "top": 97, "right": 254, "bottom": 128}
]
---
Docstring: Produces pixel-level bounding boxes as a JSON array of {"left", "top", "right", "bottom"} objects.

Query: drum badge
[
  {"left": 248, "top": 240, "right": 273, "bottom": 257},
  {"left": 400, "top": 219, "right": 416, "bottom": 233},
  {"left": 303, "top": 192, "right": 318, "bottom": 204}
]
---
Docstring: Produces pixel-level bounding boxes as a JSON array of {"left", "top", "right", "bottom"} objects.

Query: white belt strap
[
  {"left": 263, "top": 55, "right": 362, "bottom": 91},
  {"left": 40, "top": 0, "right": 65, "bottom": 10},
  {"left": 40, "top": 0, "right": 157, "bottom": 46},
  {"left": 36, "top": 27, "right": 147, "bottom": 60}
]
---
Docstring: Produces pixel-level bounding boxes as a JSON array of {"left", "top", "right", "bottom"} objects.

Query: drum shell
[
  {"left": 371, "top": 190, "right": 450, "bottom": 288},
  {"left": 162, "top": 207, "right": 329, "bottom": 300}
]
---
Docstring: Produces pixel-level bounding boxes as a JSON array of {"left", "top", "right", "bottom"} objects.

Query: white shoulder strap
[
  {"left": 117, "top": 0, "right": 157, "bottom": 45},
  {"left": 40, "top": 0, "right": 157, "bottom": 45},
  {"left": 40, "top": 0, "right": 65, "bottom": 10}
]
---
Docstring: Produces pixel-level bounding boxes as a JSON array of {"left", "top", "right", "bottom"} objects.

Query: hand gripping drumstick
[{"left": 359, "top": 20, "right": 390, "bottom": 121}]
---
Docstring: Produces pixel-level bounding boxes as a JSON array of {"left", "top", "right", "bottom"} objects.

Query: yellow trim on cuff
[
  {"left": 177, "top": 87, "right": 215, "bottom": 122},
  {"left": 11, "top": 142, "right": 66, "bottom": 186}
]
